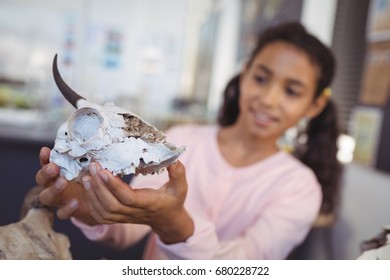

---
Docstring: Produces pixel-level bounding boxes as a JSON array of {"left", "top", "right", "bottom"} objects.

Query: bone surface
[
  {"left": 0, "top": 186, "right": 72, "bottom": 260},
  {"left": 50, "top": 55, "right": 185, "bottom": 181},
  {"left": 358, "top": 226, "right": 390, "bottom": 260}
]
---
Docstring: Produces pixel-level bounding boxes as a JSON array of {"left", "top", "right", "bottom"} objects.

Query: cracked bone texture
[{"left": 50, "top": 99, "right": 185, "bottom": 181}]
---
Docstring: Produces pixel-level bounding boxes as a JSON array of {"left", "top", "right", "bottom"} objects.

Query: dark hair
[{"left": 217, "top": 22, "right": 342, "bottom": 215}]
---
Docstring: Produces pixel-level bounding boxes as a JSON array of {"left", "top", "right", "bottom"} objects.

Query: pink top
[{"left": 73, "top": 124, "right": 322, "bottom": 259}]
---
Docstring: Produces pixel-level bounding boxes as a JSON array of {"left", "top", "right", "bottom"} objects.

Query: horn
[{"left": 52, "top": 54, "right": 85, "bottom": 108}]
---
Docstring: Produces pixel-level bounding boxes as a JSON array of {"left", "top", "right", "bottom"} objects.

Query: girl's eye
[
  {"left": 286, "top": 87, "right": 300, "bottom": 97},
  {"left": 254, "top": 75, "right": 267, "bottom": 85}
]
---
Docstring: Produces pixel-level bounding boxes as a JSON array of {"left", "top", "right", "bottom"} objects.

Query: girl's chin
[
  {"left": 247, "top": 122, "right": 282, "bottom": 141},
  {"left": 248, "top": 124, "right": 271, "bottom": 138}
]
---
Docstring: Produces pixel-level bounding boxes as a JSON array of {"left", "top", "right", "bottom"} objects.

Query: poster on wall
[
  {"left": 351, "top": 106, "right": 383, "bottom": 167},
  {"left": 359, "top": 41, "right": 390, "bottom": 106},
  {"left": 367, "top": 0, "right": 390, "bottom": 42},
  {"left": 103, "top": 28, "right": 123, "bottom": 69}
]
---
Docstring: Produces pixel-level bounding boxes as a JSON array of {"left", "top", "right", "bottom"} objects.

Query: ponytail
[{"left": 294, "top": 100, "right": 343, "bottom": 214}]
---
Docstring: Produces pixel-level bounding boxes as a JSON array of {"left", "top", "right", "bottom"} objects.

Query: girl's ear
[{"left": 305, "top": 94, "right": 330, "bottom": 119}]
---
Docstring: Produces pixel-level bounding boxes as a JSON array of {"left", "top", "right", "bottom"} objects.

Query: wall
[
  {"left": 0, "top": 0, "right": 191, "bottom": 121},
  {"left": 301, "top": 0, "right": 338, "bottom": 46}
]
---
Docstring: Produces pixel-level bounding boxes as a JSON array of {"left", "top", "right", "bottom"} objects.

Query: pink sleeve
[{"left": 157, "top": 172, "right": 322, "bottom": 259}]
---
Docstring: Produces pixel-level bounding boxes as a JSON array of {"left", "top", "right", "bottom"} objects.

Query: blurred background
[{"left": 0, "top": 0, "right": 389, "bottom": 259}]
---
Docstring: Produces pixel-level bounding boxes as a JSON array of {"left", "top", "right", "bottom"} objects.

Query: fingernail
[
  {"left": 54, "top": 178, "right": 64, "bottom": 191},
  {"left": 43, "top": 147, "right": 50, "bottom": 157},
  {"left": 69, "top": 199, "right": 78, "bottom": 209},
  {"left": 47, "top": 164, "right": 54, "bottom": 176},
  {"left": 89, "top": 163, "right": 97, "bottom": 175},
  {"left": 99, "top": 172, "right": 109, "bottom": 183},
  {"left": 82, "top": 177, "right": 91, "bottom": 190}
]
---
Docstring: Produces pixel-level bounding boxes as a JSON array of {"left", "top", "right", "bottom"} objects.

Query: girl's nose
[{"left": 258, "top": 85, "right": 281, "bottom": 108}]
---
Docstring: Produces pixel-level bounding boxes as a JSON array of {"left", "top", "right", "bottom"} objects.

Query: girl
[{"left": 36, "top": 22, "right": 342, "bottom": 259}]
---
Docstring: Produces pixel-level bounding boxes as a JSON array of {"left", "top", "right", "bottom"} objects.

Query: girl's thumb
[{"left": 166, "top": 161, "right": 188, "bottom": 194}]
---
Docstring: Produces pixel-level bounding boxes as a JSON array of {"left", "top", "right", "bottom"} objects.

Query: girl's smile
[{"left": 250, "top": 109, "right": 279, "bottom": 128}]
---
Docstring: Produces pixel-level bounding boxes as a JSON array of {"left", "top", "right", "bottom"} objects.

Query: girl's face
[{"left": 237, "top": 41, "right": 327, "bottom": 142}]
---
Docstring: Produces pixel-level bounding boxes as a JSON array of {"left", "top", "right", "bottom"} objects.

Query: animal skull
[{"left": 50, "top": 54, "right": 185, "bottom": 181}]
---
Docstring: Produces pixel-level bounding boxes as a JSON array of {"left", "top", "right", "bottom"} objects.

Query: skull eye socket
[
  {"left": 79, "top": 157, "right": 89, "bottom": 163},
  {"left": 68, "top": 108, "right": 103, "bottom": 142}
]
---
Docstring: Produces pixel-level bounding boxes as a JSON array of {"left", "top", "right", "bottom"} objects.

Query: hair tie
[{"left": 323, "top": 88, "right": 332, "bottom": 97}]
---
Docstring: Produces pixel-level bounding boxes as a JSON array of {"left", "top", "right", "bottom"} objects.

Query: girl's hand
[
  {"left": 83, "top": 161, "right": 194, "bottom": 244},
  {"left": 35, "top": 147, "right": 97, "bottom": 224},
  {"left": 36, "top": 147, "right": 194, "bottom": 243}
]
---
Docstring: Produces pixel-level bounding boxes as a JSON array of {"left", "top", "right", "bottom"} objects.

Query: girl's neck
[{"left": 217, "top": 124, "right": 280, "bottom": 167}]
